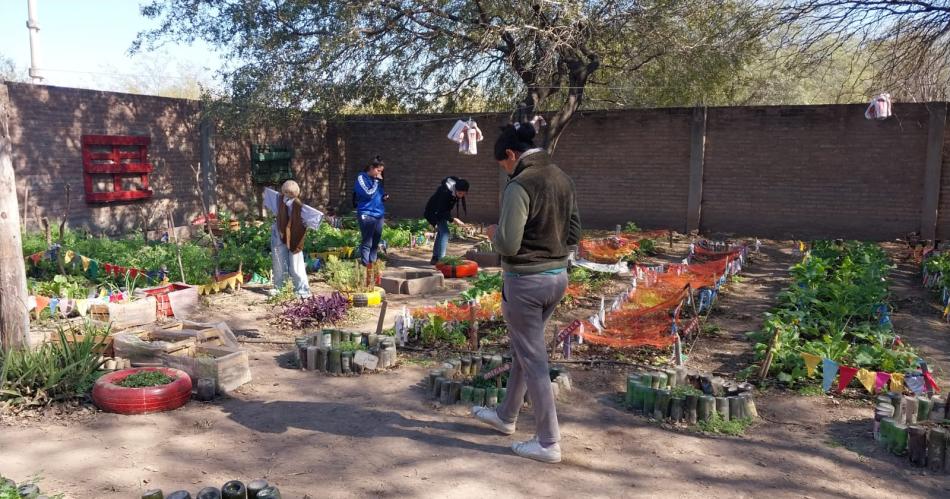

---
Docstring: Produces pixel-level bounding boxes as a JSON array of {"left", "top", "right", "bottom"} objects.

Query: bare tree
[{"left": 783, "top": 0, "right": 950, "bottom": 100}]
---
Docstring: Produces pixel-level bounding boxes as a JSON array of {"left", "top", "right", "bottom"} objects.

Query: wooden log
[
  {"left": 699, "top": 395, "right": 715, "bottom": 422},
  {"left": 903, "top": 396, "right": 919, "bottom": 425},
  {"left": 654, "top": 389, "right": 671, "bottom": 420},
  {"left": 908, "top": 425, "right": 928, "bottom": 467},
  {"left": 927, "top": 427, "right": 946, "bottom": 473},
  {"left": 670, "top": 396, "right": 685, "bottom": 422},
  {"left": 715, "top": 397, "right": 730, "bottom": 421},
  {"left": 686, "top": 394, "right": 699, "bottom": 424}
]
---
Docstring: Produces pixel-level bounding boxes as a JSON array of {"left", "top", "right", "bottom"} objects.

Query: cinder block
[
  {"left": 403, "top": 274, "right": 443, "bottom": 295},
  {"left": 380, "top": 276, "right": 406, "bottom": 295}
]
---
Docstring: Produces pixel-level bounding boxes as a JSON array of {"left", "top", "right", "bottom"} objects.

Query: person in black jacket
[{"left": 423, "top": 176, "right": 469, "bottom": 264}]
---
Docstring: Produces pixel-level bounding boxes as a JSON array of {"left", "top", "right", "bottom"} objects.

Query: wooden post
[
  {"left": 375, "top": 299, "right": 388, "bottom": 336},
  {"left": 921, "top": 103, "right": 946, "bottom": 241},
  {"left": 0, "top": 83, "right": 29, "bottom": 349}
]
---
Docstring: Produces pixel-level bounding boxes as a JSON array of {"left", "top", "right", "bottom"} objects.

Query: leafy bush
[
  {"left": 750, "top": 241, "right": 917, "bottom": 383},
  {"left": 321, "top": 255, "right": 382, "bottom": 292},
  {"left": 117, "top": 370, "right": 175, "bottom": 388},
  {"left": 458, "top": 272, "right": 502, "bottom": 302},
  {"left": 339, "top": 340, "right": 366, "bottom": 353},
  {"left": 0, "top": 323, "right": 108, "bottom": 406},
  {"left": 29, "top": 274, "right": 93, "bottom": 299},
  {"left": 279, "top": 292, "right": 350, "bottom": 328},
  {"left": 418, "top": 315, "right": 468, "bottom": 347}
]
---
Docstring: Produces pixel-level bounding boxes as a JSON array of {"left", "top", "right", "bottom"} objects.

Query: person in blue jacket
[{"left": 353, "top": 156, "right": 389, "bottom": 279}]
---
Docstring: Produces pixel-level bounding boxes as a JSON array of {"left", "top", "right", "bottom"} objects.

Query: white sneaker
[
  {"left": 512, "top": 436, "right": 561, "bottom": 463},
  {"left": 471, "top": 406, "right": 516, "bottom": 435}
]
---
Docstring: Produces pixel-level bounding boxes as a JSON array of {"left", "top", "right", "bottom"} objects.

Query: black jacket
[{"left": 424, "top": 177, "right": 463, "bottom": 226}]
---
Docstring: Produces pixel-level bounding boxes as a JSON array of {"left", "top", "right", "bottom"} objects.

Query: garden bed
[{"left": 294, "top": 329, "right": 398, "bottom": 375}]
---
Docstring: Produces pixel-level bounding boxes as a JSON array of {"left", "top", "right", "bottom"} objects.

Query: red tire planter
[
  {"left": 436, "top": 260, "right": 479, "bottom": 278},
  {"left": 92, "top": 367, "right": 193, "bottom": 415}
]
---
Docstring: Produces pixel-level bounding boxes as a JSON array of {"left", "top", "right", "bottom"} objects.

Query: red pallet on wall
[{"left": 82, "top": 134, "right": 153, "bottom": 203}]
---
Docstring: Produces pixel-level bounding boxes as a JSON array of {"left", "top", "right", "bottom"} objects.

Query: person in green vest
[{"left": 264, "top": 180, "right": 324, "bottom": 298}]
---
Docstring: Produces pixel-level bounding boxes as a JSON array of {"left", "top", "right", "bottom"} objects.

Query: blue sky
[{"left": 0, "top": 0, "right": 222, "bottom": 91}]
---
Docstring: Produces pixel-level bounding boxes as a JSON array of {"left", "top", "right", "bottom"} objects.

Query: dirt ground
[{"left": 2, "top": 239, "right": 949, "bottom": 498}]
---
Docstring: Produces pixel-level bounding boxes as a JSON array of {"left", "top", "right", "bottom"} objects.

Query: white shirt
[{"left": 263, "top": 188, "right": 324, "bottom": 241}]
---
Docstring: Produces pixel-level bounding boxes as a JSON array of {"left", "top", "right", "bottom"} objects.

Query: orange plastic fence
[
  {"left": 579, "top": 236, "right": 640, "bottom": 263},
  {"left": 583, "top": 286, "right": 690, "bottom": 348},
  {"left": 411, "top": 291, "right": 501, "bottom": 322}
]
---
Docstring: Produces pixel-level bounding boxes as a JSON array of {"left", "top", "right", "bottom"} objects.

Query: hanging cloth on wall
[
  {"left": 864, "top": 93, "right": 892, "bottom": 120},
  {"left": 458, "top": 120, "right": 483, "bottom": 155}
]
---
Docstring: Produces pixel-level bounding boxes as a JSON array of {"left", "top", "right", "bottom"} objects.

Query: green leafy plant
[
  {"left": 751, "top": 241, "right": 917, "bottom": 383},
  {"left": 0, "top": 323, "right": 108, "bottom": 406},
  {"left": 670, "top": 385, "right": 703, "bottom": 397},
  {"left": 29, "top": 274, "right": 92, "bottom": 299},
  {"left": 438, "top": 255, "right": 465, "bottom": 266},
  {"left": 267, "top": 280, "right": 297, "bottom": 305},
  {"left": 339, "top": 340, "right": 366, "bottom": 353},
  {"left": 117, "top": 370, "right": 176, "bottom": 388},
  {"left": 321, "top": 255, "right": 382, "bottom": 293},
  {"left": 697, "top": 412, "right": 753, "bottom": 436},
  {"left": 458, "top": 271, "right": 502, "bottom": 302}
]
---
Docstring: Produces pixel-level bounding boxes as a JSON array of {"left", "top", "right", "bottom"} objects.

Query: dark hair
[
  {"left": 365, "top": 155, "right": 384, "bottom": 171},
  {"left": 494, "top": 124, "right": 536, "bottom": 161},
  {"left": 455, "top": 178, "right": 470, "bottom": 192}
]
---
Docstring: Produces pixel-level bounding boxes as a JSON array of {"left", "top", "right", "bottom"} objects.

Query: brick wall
[
  {"left": 6, "top": 82, "right": 205, "bottom": 234},
  {"left": 702, "top": 104, "right": 931, "bottom": 240},
  {"left": 7, "top": 82, "right": 949, "bottom": 241}
]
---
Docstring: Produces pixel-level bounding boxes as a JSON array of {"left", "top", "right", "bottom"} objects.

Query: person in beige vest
[{"left": 263, "top": 180, "right": 324, "bottom": 298}]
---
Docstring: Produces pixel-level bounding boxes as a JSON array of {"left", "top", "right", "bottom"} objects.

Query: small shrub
[
  {"left": 117, "top": 371, "right": 175, "bottom": 388},
  {"left": 266, "top": 281, "right": 297, "bottom": 305},
  {"left": 697, "top": 412, "right": 753, "bottom": 436},
  {"left": 279, "top": 292, "right": 350, "bottom": 328}
]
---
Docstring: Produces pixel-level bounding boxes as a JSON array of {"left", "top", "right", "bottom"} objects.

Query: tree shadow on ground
[{"left": 220, "top": 399, "right": 512, "bottom": 456}]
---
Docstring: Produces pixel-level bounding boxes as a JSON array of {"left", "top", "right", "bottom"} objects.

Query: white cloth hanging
[
  {"left": 457, "top": 121, "right": 483, "bottom": 155},
  {"left": 865, "top": 93, "right": 892, "bottom": 120},
  {"left": 447, "top": 120, "right": 467, "bottom": 143}
]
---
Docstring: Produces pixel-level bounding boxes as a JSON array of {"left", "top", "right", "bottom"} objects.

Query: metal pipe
[{"left": 26, "top": 0, "right": 43, "bottom": 83}]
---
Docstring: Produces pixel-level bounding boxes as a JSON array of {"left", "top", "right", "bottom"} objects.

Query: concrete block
[
  {"left": 353, "top": 351, "right": 379, "bottom": 371},
  {"left": 403, "top": 274, "right": 443, "bottom": 294},
  {"left": 380, "top": 276, "right": 405, "bottom": 294}
]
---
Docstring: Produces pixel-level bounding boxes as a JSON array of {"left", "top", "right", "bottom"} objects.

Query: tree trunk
[{"left": 0, "top": 84, "right": 29, "bottom": 350}]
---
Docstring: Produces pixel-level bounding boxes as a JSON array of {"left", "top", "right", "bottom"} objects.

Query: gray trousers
[{"left": 496, "top": 271, "right": 568, "bottom": 446}]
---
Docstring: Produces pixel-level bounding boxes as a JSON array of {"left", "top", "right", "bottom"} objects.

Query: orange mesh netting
[
  {"left": 581, "top": 254, "right": 741, "bottom": 349},
  {"left": 411, "top": 291, "right": 501, "bottom": 321},
  {"left": 691, "top": 242, "right": 746, "bottom": 263},
  {"left": 579, "top": 236, "right": 640, "bottom": 263},
  {"left": 583, "top": 286, "right": 689, "bottom": 348}
]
